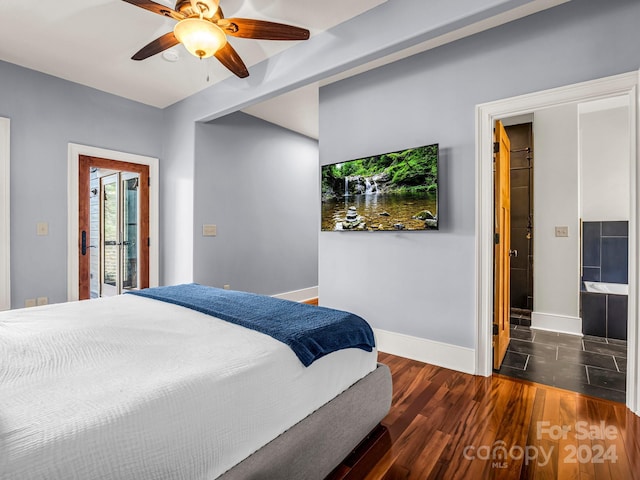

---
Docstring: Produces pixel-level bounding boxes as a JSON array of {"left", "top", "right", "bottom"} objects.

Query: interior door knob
[{"left": 509, "top": 249, "right": 518, "bottom": 257}]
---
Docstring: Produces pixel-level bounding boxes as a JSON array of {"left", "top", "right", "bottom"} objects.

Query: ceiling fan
[{"left": 122, "top": 0, "right": 310, "bottom": 78}]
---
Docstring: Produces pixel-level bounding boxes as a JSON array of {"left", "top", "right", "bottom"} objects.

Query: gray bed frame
[{"left": 219, "top": 363, "right": 393, "bottom": 480}]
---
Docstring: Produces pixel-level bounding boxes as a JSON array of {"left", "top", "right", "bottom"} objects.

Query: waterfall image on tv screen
[{"left": 321, "top": 144, "right": 438, "bottom": 231}]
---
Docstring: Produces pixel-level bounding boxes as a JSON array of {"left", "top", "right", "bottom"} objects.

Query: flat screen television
[{"left": 321, "top": 143, "right": 438, "bottom": 231}]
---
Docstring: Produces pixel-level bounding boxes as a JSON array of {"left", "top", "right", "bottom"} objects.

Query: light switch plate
[
  {"left": 203, "top": 224, "right": 217, "bottom": 237},
  {"left": 555, "top": 226, "right": 569, "bottom": 237},
  {"left": 36, "top": 222, "right": 48, "bottom": 236}
]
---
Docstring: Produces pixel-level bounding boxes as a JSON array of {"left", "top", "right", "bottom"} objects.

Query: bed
[{"left": 0, "top": 284, "right": 392, "bottom": 480}]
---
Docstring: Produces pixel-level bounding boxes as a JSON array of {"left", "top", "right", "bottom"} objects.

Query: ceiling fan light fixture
[{"left": 174, "top": 18, "right": 226, "bottom": 59}]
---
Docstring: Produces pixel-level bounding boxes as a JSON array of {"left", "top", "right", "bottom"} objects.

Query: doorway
[
  {"left": 79, "top": 155, "right": 149, "bottom": 300},
  {"left": 504, "top": 121, "right": 534, "bottom": 318},
  {"left": 93, "top": 169, "right": 143, "bottom": 297},
  {"left": 476, "top": 71, "right": 638, "bottom": 413},
  {"left": 67, "top": 144, "right": 159, "bottom": 302},
  {"left": 493, "top": 103, "right": 630, "bottom": 403},
  {"left": 492, "top": 119, "right": 535, "bottom": 370}
]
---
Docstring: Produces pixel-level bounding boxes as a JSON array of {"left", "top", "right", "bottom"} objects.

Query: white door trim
[
  {"left": 475, "top": 71, "right": 639, "bottom": 415},
  {"left": 0, "top": 118, "right": 10, "bottom": 311},
  {"left": 67, "top": 144, "right": 159, "bottom": 301}
]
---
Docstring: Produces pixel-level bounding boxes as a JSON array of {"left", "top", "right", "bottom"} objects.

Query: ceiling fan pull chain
[{"left": 202, "top": 55, "right": 210, "bottom": 82}]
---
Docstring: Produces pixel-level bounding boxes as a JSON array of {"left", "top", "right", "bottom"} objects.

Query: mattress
[{"left": 0, "top": 294, "right": 377, "bottom": 480}]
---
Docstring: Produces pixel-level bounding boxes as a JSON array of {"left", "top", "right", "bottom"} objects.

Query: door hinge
[
  {"left": 148, "top": 177, "right": 150, "bottom": 187},
  {"left": 493, "top": 141, "right": 500, "bottom": 154},
  {"left": 494, "top": 233, "right": 500, "bottom": 245},
  {"left": 493, "top": 324, "right": 499, "bottom": 335},
  {"left": 147, "top": 237, "right": 150, "bottom": 247}
]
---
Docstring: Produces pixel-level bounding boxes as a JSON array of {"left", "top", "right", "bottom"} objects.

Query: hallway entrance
[{"left": 488, "top": 94, "right": 631, "bottom": 404}]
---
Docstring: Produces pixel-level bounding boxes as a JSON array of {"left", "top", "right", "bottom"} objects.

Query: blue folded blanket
[{"left": 127, "top": 284, "right": 375, "bottom": 367}]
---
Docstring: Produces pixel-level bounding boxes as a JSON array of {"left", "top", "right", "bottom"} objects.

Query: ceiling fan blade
[
  {"left": 132, "top": 32, "right": 180, "bottom": 60},
  {"left": 214, "top": 43, "right": 249, "bottom": 78},
  {"left": 121, "top": 0, "right": 185, "bottom": 21},
  {"left": 219, "top": 18, "right": 310, "bottom": 41}
]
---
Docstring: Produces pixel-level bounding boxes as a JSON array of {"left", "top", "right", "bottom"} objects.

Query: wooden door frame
[
  {"left": 68, "top": 144, "right": 159, "bottom": 301},
  {"left": 0, "top": 117, "right": 9, "bottom": 311},
  {"left": 475, "top": 71, "right": 639, "bottom": 415},
  {"left": 79, "top": 156, "right": 150, "bottom": 300}
]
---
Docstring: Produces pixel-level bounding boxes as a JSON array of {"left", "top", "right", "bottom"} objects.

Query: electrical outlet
[
  {"left": 224, "top": 284, "right": 231, "bottom": 290},
  {"left": 36, "top": 297, "right": 48, "bottom": 306},
  {"left": 25, "top": 298, "right": 36, "bottom": 308},
  {"left": 555, "top": 226, "right": 569, "bottom": 237}
]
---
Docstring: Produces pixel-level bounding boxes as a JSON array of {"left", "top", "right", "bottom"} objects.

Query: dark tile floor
[{"left": 497, "top": 319, "right": 627, "bottom": 403}]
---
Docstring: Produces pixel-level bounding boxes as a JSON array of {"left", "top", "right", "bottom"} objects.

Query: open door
[
  {"left": 79, "top": 155, "right": 149, "bottom": 300},
  {"left": 494, "top": 120, "right": 511, "bottom": 369}
]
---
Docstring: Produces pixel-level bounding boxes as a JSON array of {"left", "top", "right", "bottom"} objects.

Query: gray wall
[
  {"left": 0, "top": 60, "right": 162, "bottom": 308},
  {"left": 319, "top": 0, "right": 640, "bottom": 348},
  {"left": 159, "top": 0, "right": 540, "bottom": 288},
  {"left": 532, "top": 105, "right": 580, "bottom": 323},
  {"left": 193, "top": 113, "right": 318, "bottom": 295}
]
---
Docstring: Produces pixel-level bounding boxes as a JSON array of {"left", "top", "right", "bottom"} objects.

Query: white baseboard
[
  {"left": 272, "top": 286, "right": 318, "bottom": 302},
  {"left": 531, "top": 311, "right": 583, "bottom": 336},
  {"left": 374, "top": 328, "right": 475, "bottom": 374}
]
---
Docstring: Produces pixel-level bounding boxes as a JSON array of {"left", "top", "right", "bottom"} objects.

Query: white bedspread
[{"left": 0, "top": 294, "right": 376, "bottom": 480}]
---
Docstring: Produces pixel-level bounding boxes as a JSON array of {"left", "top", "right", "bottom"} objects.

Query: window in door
[{"left": 99, "top": 171, "right": 140, "bottom": 297}]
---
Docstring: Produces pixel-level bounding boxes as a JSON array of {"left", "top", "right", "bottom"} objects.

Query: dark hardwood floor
[{"left": 329, "top": 352, "right": 640, "bottom": 480}]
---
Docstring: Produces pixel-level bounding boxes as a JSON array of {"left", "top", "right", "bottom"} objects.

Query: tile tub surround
[
  {"left": 580, "top": 291, "right": 628, "bottom": 340},
  {"left": 581, "top": 221, "right": 628, "bottom": 340},
  {"left": 582, "top": 221, "right": 628, "bottom": 284},
  {"left": 498, "top": 325, "right": 627, "bottom": 403}
]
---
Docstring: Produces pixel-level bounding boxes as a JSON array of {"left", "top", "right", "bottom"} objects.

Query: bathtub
[{"left": 583, "top": 281, "right": 628, "bottom": 295}]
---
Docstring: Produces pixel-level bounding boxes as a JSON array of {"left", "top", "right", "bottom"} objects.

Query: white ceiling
[
  {"left": 0, "top": 0, "right": 385, "bottom": 108},
  {"left": 241, "top": 83, "right": 319, "bottom": 139}
]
